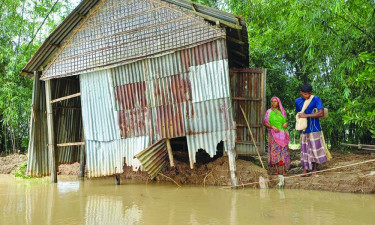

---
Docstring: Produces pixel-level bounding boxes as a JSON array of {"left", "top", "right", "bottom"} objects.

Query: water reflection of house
[{"left": 22, "top": 0, "right": 266, "bottom": 186}]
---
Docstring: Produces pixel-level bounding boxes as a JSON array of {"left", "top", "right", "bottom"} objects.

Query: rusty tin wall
[
  {"left": 80, "top": 38, "right": 236, "bottom": 177},
  {"left": 27, "top": 77, "right": 83, "bottom": 177}
]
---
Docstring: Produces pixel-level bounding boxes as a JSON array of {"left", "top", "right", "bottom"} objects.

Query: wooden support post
[
  {"left": 79, "top": 144, "right": 85, "bottom": 178},
  {"left": 189, "top": 152, "right": 194, "bottom": 169},
  {"left": 115, "top": 174, "right": 120, "bottom": 185},
  {"left": 45, "top": 79, "right": 57, "bottom": 183},
  {"left": 227, "top": 149, "right": 238, "bottom": 187},
  {"left": 166, "top": 139, "right": 175, "bottom": 167}
]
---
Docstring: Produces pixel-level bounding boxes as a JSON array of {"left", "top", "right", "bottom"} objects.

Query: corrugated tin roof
[{"left": 21, "top": 0, "right": 248, "bottom": 76}]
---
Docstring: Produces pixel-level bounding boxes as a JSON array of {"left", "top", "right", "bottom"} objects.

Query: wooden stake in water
[{"left": 240, "top": 106, "right": 265, "bottom": 169}]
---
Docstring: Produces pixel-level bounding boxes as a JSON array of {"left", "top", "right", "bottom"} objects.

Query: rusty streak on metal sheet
[
  {"left": 118, "top": 107, "right": 150, "bottom": 139},
  {"left": 115, "top": 82, "right": 148, "bottom": 110},
  {"left": 154, "top": 104, "right": 185, "bottom": 139}
]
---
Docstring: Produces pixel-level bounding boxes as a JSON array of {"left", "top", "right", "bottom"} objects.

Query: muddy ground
[
  {"left": 121, "top": 155, "right": 268, "bottom": 187},
  {"left": 121, "top": 149, "right": 375, "bottom": 193},
  {"left": 0, "top": 153, "right": 81, "bottom": 176},
  {"left": 1, "top": 150, "right": 375, "bottom": 193},
  {"left": 0, "top": 154, "right": 27, "bottom": 174},
  {"left": 281, "top": 151, "right": 375, "bottom": 194}
]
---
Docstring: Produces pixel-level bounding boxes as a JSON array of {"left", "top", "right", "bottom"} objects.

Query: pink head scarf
[{"left": 264, "top": 96, "right": 286, "bottom": 124}]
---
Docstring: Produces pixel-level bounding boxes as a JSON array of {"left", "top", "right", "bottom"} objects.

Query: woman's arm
[
  {"left": 282, "top": 121, "right": 288, "bottom": 129},
  {"left": 264, "top": 122, "right": 272, "bottom": 129},
  {"left": 264, "top": 122, "right": 280, "bottom": 132}
]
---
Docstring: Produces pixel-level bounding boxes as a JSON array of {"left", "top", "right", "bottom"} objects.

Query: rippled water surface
[{"left": 1, "top": 174, "right": 374, "bottom": 225}]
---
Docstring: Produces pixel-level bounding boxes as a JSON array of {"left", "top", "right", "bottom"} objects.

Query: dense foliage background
[
  {"left": 194, "top": 0, "right": 375, "bottom": 147},
  {"left": 0, "top": 0, "right": 373, "bottom": 155},
  {"left": 0, "top": 0, "right": 77, "bottom": 154}
]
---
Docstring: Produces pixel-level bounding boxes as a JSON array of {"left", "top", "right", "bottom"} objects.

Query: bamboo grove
[{"left": 0, "top": 0, "right": 76, "bottom": 154}]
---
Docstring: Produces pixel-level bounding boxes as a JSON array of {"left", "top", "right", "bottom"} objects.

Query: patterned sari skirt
[{"left": 267, "top": 130, "right": 290, "bottom": 166}]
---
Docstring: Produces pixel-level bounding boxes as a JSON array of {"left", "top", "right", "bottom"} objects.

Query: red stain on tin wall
[
  {"left": 115, "top": 81, "right": 150, "bottom": 138},
  {"left": 115, "top": 82, "right": 147, "bottom": 110},
  {"left": 180, "top": 48, "right": 192, "bottom": 72},
  {"left": 170, "top": 74, "right": 191, "bottom": 103},
  {"left": 118, "top": 107, "right": 150, "bottom": 138},
  {"left": 152, "top": 74, "right": 192, "bottom": 106},
  {"left": 154, "top": 104, "right": 185, "bottom": 139}
]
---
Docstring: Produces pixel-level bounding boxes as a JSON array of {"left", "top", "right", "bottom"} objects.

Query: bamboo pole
[
  {"left": 56, "top": 142, "right": 85, "bottom": 147},
  {"left": 45, "top": 80, "right": 57, "bottom": 183},
  {"left": 240, "top": 106, "right": 265, "bottom": 169},
  {"left": 50, "top": 93, "right": 80, "bottom": 103},
  {"left": 341, "top": 143, "right": 375, "bottom": 149},
  {"left": 166, "top": 139, "right": 175, "bottom": 167}
]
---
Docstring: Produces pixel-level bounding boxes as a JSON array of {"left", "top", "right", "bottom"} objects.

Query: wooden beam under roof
[
  {"left": 188, "top": 9, "right": 242, "bottom": 30},
  {"left": 229, "top": 48, "right": 246, "bottom": 57},
  {"left": 227, "top": 36, "right": 245, "bottom": 45}
]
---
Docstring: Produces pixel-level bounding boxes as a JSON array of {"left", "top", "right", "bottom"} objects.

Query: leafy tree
[
  {"left": 0, "top": 0, "right": 76, "bottom": 154},
  {"left": 220, "top": 0, "right": 375, "bottom": 146}
]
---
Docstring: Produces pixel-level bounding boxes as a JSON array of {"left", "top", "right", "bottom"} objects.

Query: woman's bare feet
[
  {"left": 282, "top": 165, "right": 286, "bottom": 176},
  {"left": 300, "top": 169, "right": 310, "bottom": 177},
  {"left": 273, "top": 164, "right": 279, "bottom": 175}
]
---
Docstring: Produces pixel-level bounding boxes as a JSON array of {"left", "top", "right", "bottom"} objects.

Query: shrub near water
[{"left": 13, "top": 162, "right": 31, "bottom": 179}]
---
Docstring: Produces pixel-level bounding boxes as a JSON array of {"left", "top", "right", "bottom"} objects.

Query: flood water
[{"left": 1, "top": 175, "right": 374, "bottom": 225}]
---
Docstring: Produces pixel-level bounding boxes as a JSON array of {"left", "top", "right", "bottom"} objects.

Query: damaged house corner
[{"left": 24, "top": 0, "right": 265, "bottom": 186}]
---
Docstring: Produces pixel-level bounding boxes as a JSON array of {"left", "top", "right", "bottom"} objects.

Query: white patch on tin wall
[
  {"left": 85, "top": 136, "right": 149, "bottom": 178},
  {"left": 189, "top": 59, "right": 230, "bottom": 103},
  {"left": 80, "top": 70, "right": 121, "bottom": 141}
]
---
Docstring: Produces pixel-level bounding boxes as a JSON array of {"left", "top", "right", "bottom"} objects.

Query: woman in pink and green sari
[{"left": 264, "top": 97, "right": 290, "bottom": 175}]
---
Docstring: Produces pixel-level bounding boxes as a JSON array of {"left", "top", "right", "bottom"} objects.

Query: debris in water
[{"left": 276, "top": 175, "right": 285, "bottom": 189}]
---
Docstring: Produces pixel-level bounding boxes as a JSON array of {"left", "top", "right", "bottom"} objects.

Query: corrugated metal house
[{"left": 22, "top": 0, "right": 266, "bottom": 186}]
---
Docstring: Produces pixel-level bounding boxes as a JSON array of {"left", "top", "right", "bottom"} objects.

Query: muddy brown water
[{"left": 1, "top": 175, "right": 374, "bottom": 225}]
